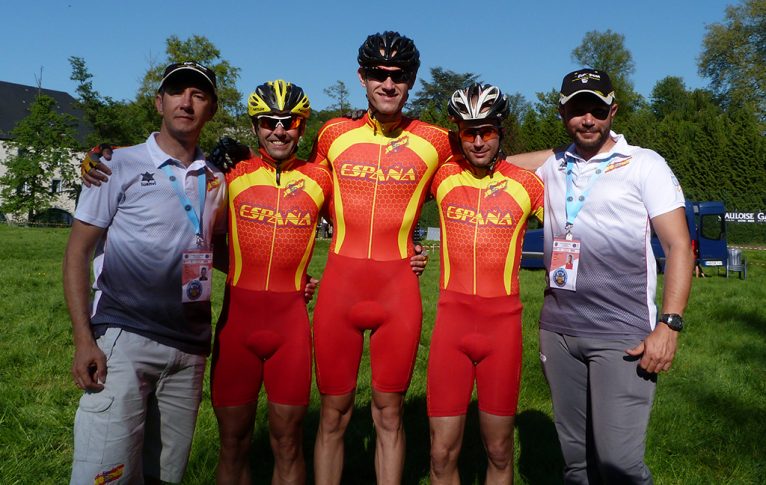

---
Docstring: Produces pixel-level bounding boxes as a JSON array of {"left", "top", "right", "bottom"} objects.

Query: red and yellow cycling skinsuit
[
  {"left": 311, "top": 112, "right": 454, "bottom": 395},
  {"left": 211, "top": 149, "right": 332, "bottom": 407},
  {"left": 427, "top": 157, "right": 544, "bottom": 417}
]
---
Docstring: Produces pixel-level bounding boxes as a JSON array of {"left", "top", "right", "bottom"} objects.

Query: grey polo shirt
[{"left": 75, "top": 133, "right": 227, "bottom": 355}]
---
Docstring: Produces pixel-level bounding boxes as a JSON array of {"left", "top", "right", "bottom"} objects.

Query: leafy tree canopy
[
  {"left": 699, "top": 0, "right": 766, "bottom": 120},
  {"left": 0, "top": 95, "right": 79, "bottom": 219}
]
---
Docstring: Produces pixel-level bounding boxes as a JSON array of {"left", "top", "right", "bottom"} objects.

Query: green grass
[{"left": 1, "top": 224, "right": 765, "bottom": 484}]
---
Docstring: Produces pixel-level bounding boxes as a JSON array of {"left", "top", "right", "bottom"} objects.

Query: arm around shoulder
[{"left": 506, "top": 148, "right": 555, "bottom": 171}]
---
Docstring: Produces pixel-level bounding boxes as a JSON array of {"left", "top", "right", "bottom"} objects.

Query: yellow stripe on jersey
[
  {"left": 325, "top": 125, "right": 371, "bottom": 252},
  {"left": 228, "top": 168, "right": 275, "bottom": 286},
  {"left": 500, "top": 179, "right": 535, "bottom": 295},
  {"left": 395, "top": 130, "right": 449, "bottom": 259},
  {"left": 436, "top": 168, "right": 537, "bottom": 296}
]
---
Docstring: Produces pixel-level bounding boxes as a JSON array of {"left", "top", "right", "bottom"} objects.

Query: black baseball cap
[
  {"left": 158, "top": 61, "right": 217, "bottom": 98},
  {"left": 559, "top": 68, "right": 615, "bottom": 106}
]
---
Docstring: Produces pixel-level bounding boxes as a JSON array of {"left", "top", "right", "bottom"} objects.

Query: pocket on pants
[{"left": 73, "top": 392, "right": 115, "bottom": 463}]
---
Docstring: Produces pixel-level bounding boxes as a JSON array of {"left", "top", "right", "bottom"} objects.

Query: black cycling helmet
[
  {"left": 357, "top": 31, "right": 420, "bottom": 73},
  {"left": 247, "top": 79, "right": 311, "bottom": 119},
  {"left": 448, "top": 84, "right": 509, "bottom": 124}
]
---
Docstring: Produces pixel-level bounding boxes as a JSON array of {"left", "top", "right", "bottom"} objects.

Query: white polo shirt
[
  {"left": 536, "top": 132, "right": 685, "bottom": 339},
  {"left": 75, "top": 133, "right": 227, "bottom": 354}
]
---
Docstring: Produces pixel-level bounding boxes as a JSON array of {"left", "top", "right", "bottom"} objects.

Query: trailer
[
  {"left": 652, "top": 201, "right": 727, "bottom": 272},
  {"left": 520, "top": 201, "right": 729, "bottom": 272}
]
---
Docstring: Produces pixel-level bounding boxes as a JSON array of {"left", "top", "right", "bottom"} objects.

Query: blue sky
[{"left": 1, "top": 0, "right": 732, "bottom": 111}]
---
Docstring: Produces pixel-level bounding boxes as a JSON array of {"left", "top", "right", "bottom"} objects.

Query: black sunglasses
[
  {"left": 565, "top": 104, "right": 612, "bottom": 121},
  {"left": 256, "top": 115, "right": 304, "bottom": 131},
  {"left": 363, "top": 67, "right": 413, "bottom": 84}
]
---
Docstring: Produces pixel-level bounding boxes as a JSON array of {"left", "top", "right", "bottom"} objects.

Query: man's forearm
[
  {"left": 63, "top": 221, "right": 105, "bottom": 346},
  {"left": 660, "top": 242, "right": 693, "bottom": 315},
  {"left": 63, "top": 249, "right": 96, "bottom": 345}
]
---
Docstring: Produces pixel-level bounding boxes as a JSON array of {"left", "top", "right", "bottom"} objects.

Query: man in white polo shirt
[
  {"left": 63, "top": 61, "right": 226, "bottom": 485},
  {"left": 536, "top": 68, "right": 693, "bottom": 483}
]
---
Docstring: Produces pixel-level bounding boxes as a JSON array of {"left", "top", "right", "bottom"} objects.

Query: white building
[{"left": 0, "top": 80, "right": 90, "bottom": 224}]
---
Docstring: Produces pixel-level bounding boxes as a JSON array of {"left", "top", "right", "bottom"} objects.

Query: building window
[{"left": 51, "top": 179, "right": 63, "bottom": 194}]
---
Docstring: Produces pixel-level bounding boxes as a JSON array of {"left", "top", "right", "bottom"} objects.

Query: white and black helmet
[{"left": 448, "top": 84, "right": 509, "bottom": 123}]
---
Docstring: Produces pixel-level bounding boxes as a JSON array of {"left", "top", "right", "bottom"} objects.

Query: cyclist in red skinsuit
[
  {"left": 311, "top": 32, "right": 454, "bottom": 484},
  {"left": 210, "top": 80, "right": 331, "bottom": 485},
  {"left": 427, "top": 85, "right": 543, "bottom": 485}
]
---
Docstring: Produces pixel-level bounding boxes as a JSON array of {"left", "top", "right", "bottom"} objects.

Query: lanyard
[
  {"left": 161, "top": 163, "right": 207, "bottom": 246},
  {"left": 564, "top": 153, "right": 618, "bottom": 236}
]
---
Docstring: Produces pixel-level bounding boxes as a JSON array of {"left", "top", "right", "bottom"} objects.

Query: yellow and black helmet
[{"left": 247, "top": 79, "right": 311, "bottom": 119}]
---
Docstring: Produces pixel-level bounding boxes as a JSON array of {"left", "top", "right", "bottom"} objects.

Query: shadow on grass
[
  {"left": 711, "top": 304, "right": 766, "bottom": 338},
  {"left": 517, "top": 409, "right": 564, "bottom": 485},
  {"left": 244, "top": 398, "right": 564, "bottom": 484}
]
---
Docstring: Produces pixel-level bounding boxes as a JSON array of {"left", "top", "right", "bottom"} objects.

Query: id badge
[
  {"left": 549, "top": 236, "right": 581, "bottom": 291},
  {"left": 182, "top": 249, "right": 213, "bottom": 303}
]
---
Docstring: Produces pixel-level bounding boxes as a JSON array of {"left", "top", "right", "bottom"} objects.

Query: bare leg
[
  {"left": 314, "top": 392, "right": 355, "bottom": 485},
  {"left": 429, "top": 415, "right": 466, "bottom": 485},
  {"left": 371, "top": 390, "right": 406, "bottom": 485},
  {"left": 268, "top": 402, "right": 307, "bottom": 484},
  {"left": 479, "top": 411, "right": 515, "bottom": 485},
  {"left": 214, "top": 403, "right": 258, "bottom": 485}
]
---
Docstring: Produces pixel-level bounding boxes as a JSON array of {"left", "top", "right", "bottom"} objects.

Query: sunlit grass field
[{"left": 1, "top": 224, "right": 764, "bottom": 484}]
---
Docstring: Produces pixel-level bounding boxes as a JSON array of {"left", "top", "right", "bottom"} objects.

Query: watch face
[{"left": 662, "top": 314, "right": 684, "bottom": 331}]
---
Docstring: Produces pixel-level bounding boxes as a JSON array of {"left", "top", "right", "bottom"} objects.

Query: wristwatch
[{"left": 659, "top": 313, "right": 684, "bottom": 332}]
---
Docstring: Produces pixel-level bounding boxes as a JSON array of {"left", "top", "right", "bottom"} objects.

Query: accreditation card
[
  {"left": 182, "top": 249, "right": 213, "bottom": 303},
  {"left": 549, "top": 236, "right": 581, "bottom": 291}
]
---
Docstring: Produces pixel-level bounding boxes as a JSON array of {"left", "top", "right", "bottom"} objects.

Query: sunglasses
[
  {"left": 363, "top": 67, "right": 413, "bottom": 84},
  {"left": 256, "top": 115, "right": 304, "bottom": 131},
  {"left": 565, "top": 104, "right": 612, "bottom": 120},
  {"left": 459, "top": 126, "right": 500, "bottom": 143}
]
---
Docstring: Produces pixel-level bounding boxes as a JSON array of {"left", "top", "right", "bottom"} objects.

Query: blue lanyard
[
  {"left": 564, "top": 153, "right": 618, "bottom": 234},
  {"left": 161, "top": 163, "right": 207, "bottom": 245}
]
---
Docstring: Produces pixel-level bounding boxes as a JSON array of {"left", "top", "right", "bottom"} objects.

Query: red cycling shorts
[
  {"left": 427, "top": 290, "right": 523, "bottom": 417},
  {"left": 313, "top": 253, "right": 422, "bottom": 395},
  {"left": 211, "top": 287, "right": 311, "bottom": 407}
]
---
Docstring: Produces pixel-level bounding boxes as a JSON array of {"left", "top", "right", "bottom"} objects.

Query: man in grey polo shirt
[
  {"left": 63, "top": 61, "right": 226, "bottom": 485},
  {"left": 536, "top": 68, "right": 693, "bottom": 484}
]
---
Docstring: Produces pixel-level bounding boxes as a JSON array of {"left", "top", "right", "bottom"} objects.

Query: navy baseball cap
[
  {"left": 158, "top": 61, "right": 217, "bottom": 98},
  {"left": 559, "top": 69, "right": 615, "bottom": 106}
]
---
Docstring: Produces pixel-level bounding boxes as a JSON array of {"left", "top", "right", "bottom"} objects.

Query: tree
[
  {"left": 649, "top": 76, "right": 692, "bottom": 119},
  {"left": 514, "top": 89, "right": 569, "bottom": 153},
  {"left": 409, "top": 67, "right": 480, "bottom": 127},
  {"left": 133, "top": 35, "right": 246, "bottom": 151},
  {"left": 0, "top": 95, "right": 78, "bottom": 220},
  {"left": 69, "top": 56, "right": 145, "bottom": 147},
  {"left": 324, "top": 80, "right": 352, "bottom": 115},
  {"left": 500, "top": 92, "right": 532, "bottom": 155},
  {"left": 699, "top": 0, "right": 766, "bottom": 119},
  {"left": 571, "top": 30, "right": 642, "bottom": 113}
]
